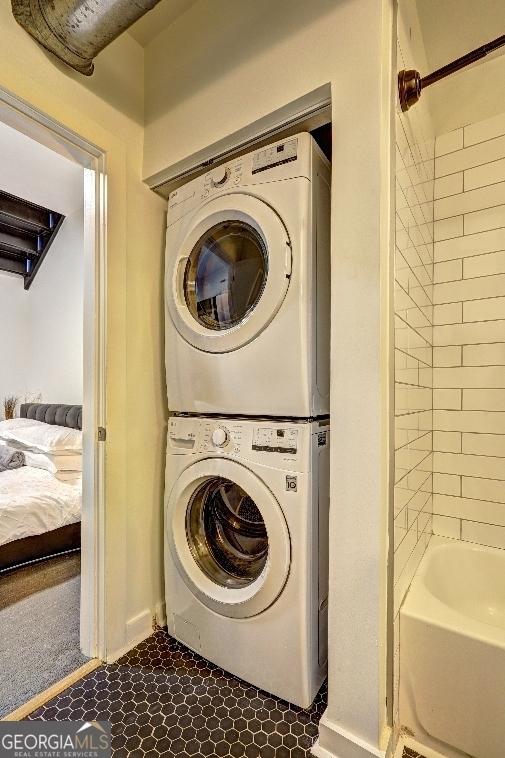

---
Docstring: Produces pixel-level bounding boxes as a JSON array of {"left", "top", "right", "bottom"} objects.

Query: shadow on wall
[
  {"left": 427, "top": 53, "right": 505, "bottom": 135},
  {"left": 145, "top": 0, "right": 349, "bottom": 121},
  {"left": 125, "top": 178, "right": 168, "bottom": 610},
  {"left": 47, "top": 45, "right": 143, "bottom": 126},
  {"left": 145, "top": 212, "right": 168, "bottom": 601},
  {"left": 5, "top": 6, "right": 144, "bottom": 126}
]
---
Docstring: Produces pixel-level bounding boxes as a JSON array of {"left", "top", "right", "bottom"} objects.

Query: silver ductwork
[{"left": 11, "top": 0, "right": 162, "bottom": 76}]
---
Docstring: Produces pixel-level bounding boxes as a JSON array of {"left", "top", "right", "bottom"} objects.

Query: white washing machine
[
  {"left": 165, "top": 132, "right": 331, "bottom": 418},
  {"left": 164, "top": 414, "right": 330, "bottom": 708}
]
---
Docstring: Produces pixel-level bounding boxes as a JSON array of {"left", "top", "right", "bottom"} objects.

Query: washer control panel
[
  {"left": 252, "top": 426, "right": 298, "bottom": 454},
  {"left": 168, "top": 417, "right": 303, "bottom": 462}
]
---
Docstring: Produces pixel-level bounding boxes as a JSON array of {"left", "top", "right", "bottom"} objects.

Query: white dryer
[
  {"left": 165, "top": 133, "right": 331, "bottom": 418},
  {"left": 164, "top": 414, "right": 330, "bottom": 708}
]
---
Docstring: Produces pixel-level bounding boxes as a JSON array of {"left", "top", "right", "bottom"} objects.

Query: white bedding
[{"left": 0, "top": 466, "right": 81, "bottom": 547}]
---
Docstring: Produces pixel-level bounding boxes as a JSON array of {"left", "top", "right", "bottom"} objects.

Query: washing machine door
[
  {"left": 167, "top": 193, "right": 292, "bottom": 353},
  {"left": 167, "top": 458, "right": 291, "bottom": 618}
]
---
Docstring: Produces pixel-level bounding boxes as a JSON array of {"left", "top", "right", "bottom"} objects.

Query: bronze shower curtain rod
[{"left": 398, "top": 33, "right": 505, "bottom": 111}]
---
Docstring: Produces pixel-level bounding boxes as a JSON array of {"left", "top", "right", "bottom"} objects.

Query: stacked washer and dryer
[{"left": 164, "top": 133, "right": 331, "bottom": 708}]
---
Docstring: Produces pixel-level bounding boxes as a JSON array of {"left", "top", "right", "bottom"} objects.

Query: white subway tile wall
[
  {"left": 433, "top": 111, "right": 505, "bottom": 549},
  {"left": 393, "top": 25, "right": 435, "bottom": 728},
  {"left": 394, "top": 51, "right": 434, "bottom": 618}
]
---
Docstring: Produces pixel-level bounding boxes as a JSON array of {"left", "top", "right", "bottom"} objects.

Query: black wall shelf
[{"left": 0, "top": 189, "right": 65, "bottom": 290}]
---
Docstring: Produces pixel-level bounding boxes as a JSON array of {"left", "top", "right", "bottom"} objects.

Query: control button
[
  {"left": 211, "top": 166, "right": 229, "bottom": 187},
  {"left": 211, "top": 427, "right": 229, "bottom": 447}
]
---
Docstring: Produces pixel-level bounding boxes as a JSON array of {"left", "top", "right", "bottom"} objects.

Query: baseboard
[
  {"left": 312, "top": 741, "right": 338, "bottom": 758},
  {"left": 106, "top": 609, "right": 155, "bottom": 663},
  {"left": 127, "top": 608, "right": 153, "bottom": 641},
  {"left": 312, "top": 713, "right": 388, "bottom": 758},
  {"left": 395, "top": 735, "right": 456, "bottom": 758}
]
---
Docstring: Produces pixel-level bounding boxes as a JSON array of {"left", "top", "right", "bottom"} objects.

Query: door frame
[{"left": 0, "top": 85, "right": 107, "bottom": 660}]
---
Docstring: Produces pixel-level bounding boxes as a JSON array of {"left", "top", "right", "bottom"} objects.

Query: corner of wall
[{"left": 313, "top": 714, "right": 390, "bottom": 758}]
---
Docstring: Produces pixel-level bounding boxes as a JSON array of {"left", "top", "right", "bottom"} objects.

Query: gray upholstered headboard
[{"left": 20, "top": 403, "right": 82, "bottom": 430}]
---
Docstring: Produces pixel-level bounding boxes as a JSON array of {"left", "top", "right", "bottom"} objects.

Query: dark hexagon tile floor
[{"left": 28, "top": 628, "right": 327, "bottom": 757}]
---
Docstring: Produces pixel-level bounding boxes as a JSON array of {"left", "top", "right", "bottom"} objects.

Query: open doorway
[{"left": 0, "top": 90, "right": 106, "bottom": 717}]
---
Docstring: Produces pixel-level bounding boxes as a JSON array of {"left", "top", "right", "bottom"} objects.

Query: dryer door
[
  {"left": 167, "top": 458, "right": 291, "bottom": 618},
  {"left": 167, "top": 193, "right": 292, "bottom": 353}
]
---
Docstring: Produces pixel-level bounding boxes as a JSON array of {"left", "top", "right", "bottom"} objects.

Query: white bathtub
[{"left": 400, "top": 536, "right": 505, "bottom": 758}]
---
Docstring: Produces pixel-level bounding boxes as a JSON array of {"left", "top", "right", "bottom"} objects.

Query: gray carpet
[{"left": 0, "top": 553, "right": 89, "bottom": 717}]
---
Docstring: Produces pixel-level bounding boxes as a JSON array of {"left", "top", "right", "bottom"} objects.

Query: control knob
[
  {"left": 211, "top": 427, "right": 229, "bottom": 447},
  {"left": 210, "top": 166, "right": 230, "bottom": 187}
]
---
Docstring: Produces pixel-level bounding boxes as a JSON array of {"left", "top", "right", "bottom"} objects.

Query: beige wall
[
  {"left": 432, "top": 112, "right": 505, "bottom": 550},
  {"left": 428, "top": 56, "right": 505, "bottom": 137},
  {"left": 0, "top": 6, "right": 167, "bottom": 657},
  {"left": 144, "top": 1, "right": 394, "bottom": 755}
]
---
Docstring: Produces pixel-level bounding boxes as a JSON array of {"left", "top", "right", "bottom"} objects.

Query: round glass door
[
  {"left": 184, "top": 221, "right": 268, "bottom": 331},
  {"left": 168, "top": 459, "right": 290, "bottom": 617},
  {"left": 186, "top": 476, "right": 268, "bottom": 588},
  {"left": 167, "top": 194, "right": 291, "bottom": 353}
]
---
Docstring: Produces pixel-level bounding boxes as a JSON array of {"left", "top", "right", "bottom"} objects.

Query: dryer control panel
[
  {"left": 252, "top": 138, "right": 298, "bottom": 175},
  {"left": 166, "top": 133, "right": 312, "bottom": 228}
]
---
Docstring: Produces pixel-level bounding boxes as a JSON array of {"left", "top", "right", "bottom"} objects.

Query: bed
[{"left": 0, "top": 403, "right": 82, "bottom": 572}]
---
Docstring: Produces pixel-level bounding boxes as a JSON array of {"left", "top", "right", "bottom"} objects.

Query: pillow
[
  {"left": 0, "top": 423, "right": 82, "bottom": 454},
  {"left": 24, "top": 450, "right": 82, "bottom": 473},
  {"left": 0, "top": 439, "right": 82, "bottom": 473},
  {"left": 55, "top": 471, "right": 82, "bottom": 485},
  {"left": 0, "top": 418, "right": 45, "bottom": 432}
]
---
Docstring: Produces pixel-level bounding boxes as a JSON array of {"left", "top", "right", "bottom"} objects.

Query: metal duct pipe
[{"left": 11, "top": 0, "right": 162, "bottom": 76}]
